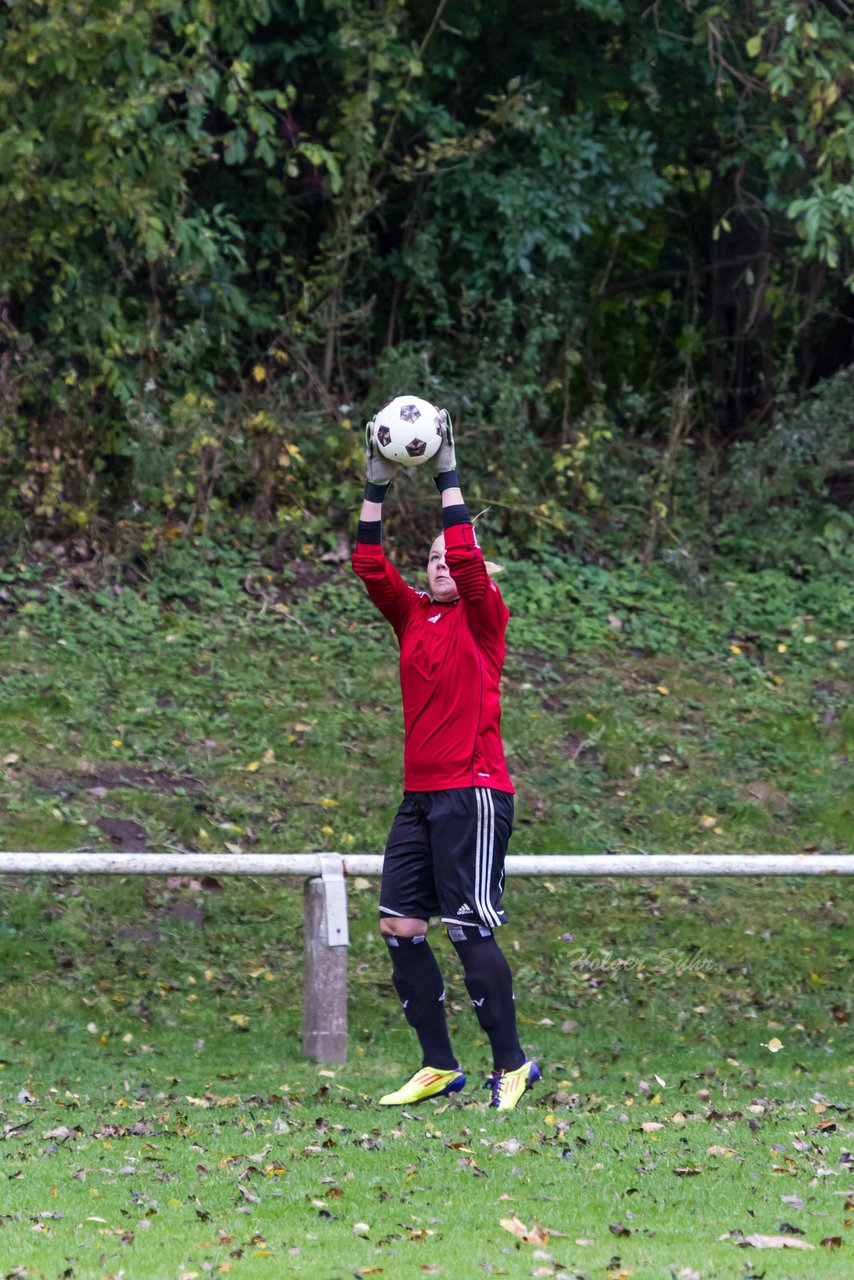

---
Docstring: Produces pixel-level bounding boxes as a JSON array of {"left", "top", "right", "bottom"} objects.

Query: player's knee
[{"left": 380, "top": 916, "right": 429, "bottom": 940}]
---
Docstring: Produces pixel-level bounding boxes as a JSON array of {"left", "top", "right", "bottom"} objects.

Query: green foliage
[
  {"left": 0, "top": 0, "right": 852, "bottom": 553},
  {"left": 743, "top": 0, "right": 854, "bottom": 276},
  {"left": 714, "top": 365, "right": 854, "bottom": 571}
]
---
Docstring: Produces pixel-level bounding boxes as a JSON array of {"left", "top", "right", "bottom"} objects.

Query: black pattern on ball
[
  {"left": 405, "top": 437, "right": 427, "bottom": 458},
  {"left": 399, "top": 403, "right": 421, "bottom": 423},
  {"left": 377, "top": 424, "right": 392, "bottom": 447}
]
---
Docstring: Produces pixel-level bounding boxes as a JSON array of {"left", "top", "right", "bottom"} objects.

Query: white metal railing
[
  {"left": 3, "top": 852, "right": 852, "bottom": 1063},
  {"left": 3, "top": 852, "right": 853, "bottom": 875}
]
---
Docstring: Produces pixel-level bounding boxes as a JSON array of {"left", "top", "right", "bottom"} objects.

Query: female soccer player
[{"left": 351, "top": 409, "right": 539, "bottom": 1112}]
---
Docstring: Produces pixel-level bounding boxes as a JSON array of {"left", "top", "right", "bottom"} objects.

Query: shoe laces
[{"left": 483, "top": 1070, "right": 504, "bottom": 1107}]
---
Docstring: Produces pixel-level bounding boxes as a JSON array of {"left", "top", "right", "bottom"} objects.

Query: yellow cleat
[
  {"left": 378, "top": 1067, "right": 466, "bottom": 1106},
  {"left": 486, "top": 1060, "right": 541, "bottom": 1111}
]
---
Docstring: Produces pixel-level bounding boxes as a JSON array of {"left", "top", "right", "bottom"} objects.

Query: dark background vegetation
[{"left": 1, "top": 0, "right": 852, "bottom": 572}]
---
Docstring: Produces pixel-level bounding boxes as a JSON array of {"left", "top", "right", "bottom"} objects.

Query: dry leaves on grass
[
  {"left": 499, "top": 1215, "right": 550, "bottom": 1246},
  {"left": 725, "top": 1232, "right": 815, "bottom": 1249}
]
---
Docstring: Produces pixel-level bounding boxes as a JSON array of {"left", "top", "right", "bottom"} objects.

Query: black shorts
[{"left": 379, "top": 788, "right": 514, "bottom": 929}]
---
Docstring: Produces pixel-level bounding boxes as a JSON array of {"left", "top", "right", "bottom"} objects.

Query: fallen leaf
[
  {"left": 500, "top": 1215, "right": 549, "bottom": 1246},
  {"left": 737, "top": 1234, "right": 815, "bottom": 1250},
  {"left": 495, "top": 1137, "right": 523, "bottom": 1156}
]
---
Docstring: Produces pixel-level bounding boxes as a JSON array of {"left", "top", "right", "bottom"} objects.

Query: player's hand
[
  {"left": 365, "top": 416, "right": 399, "bottom": 486},
  {"left": 432, "top": 408, "right": 457, "bottom": 474}
]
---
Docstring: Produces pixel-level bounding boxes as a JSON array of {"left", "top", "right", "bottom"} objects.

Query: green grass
[
  {"left": 0, "top": 539, "right": 852, "bottom": 1277},
  {"left": 0, "top": 539, "right": 851, "bottom": 858},
  {"left": 0, "top": 876, "right": 851, "bottom": 1279}
]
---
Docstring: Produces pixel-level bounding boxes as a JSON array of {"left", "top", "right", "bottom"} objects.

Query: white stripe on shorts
[{"left": 475, "top": 787, "right": 501, "bottom": 928}]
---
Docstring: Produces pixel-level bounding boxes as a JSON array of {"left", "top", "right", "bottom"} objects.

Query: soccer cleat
[
  {"left": 485, "top": 1059, "right": 541, "bottom": 1111},
  {"left": 378, "top": 1067, "right": 466, "bottom": 1106}
]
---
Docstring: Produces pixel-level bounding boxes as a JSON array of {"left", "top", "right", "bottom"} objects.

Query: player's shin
[
  {"left": 448, "top": 925, "right": 526, "bottom": 1071},
  {"left": 384, "top": 933, "right": 458, "bottom": 1070}
]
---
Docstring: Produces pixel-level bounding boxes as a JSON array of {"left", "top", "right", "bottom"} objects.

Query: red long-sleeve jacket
[{"left": 352, "top": 519, "right": 514, "bottom": 793}]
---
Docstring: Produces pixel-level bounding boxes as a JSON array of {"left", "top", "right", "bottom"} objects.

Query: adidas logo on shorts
[{"left": 456, "top": 903, "right": 473, "bottom": 915}]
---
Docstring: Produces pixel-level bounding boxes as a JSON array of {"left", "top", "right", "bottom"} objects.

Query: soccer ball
[{"left": 373, "top": 395, "right": 443, "bottom": 467}]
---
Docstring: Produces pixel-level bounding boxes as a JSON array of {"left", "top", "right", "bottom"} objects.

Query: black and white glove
[
  {"left": 432, "top": 408, "right": 458, "bottom": 490},
  {"left": 365, "top": 416, "right": 399, "bottom": 493}
]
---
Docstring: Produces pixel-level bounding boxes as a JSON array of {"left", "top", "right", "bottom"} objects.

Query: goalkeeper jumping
[{"left": 352, "top": 409, "right": 539, "bottom": 1111}]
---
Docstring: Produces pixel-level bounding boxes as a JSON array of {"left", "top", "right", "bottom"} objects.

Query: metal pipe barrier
[{"left": 3, "top": 852, "right": 851, "bottom": 1062}]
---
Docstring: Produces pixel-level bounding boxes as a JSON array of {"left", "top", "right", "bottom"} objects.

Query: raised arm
[
  {"left": 432, "top": 413, "right": 509, "bottom": 636},
  {"left": 352, "top": 416, "right": 419, "bottom": 631}
]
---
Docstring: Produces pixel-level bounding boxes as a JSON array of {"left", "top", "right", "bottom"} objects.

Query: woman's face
[{"left": 427, "top": 535, "right": 459, "bottom": 602}]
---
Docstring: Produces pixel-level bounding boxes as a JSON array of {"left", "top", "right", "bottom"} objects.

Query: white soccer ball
[{"left": 373, "top": 395, "right": 443, "bottom": 467}]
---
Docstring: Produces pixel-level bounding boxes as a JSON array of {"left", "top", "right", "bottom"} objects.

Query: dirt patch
[
  {"left": 157, "top": 902, "right": 206, "bottom": 929},
  {"left": 561, "top": 734, "right": 602, "bottom": 770},
  {"left": 745, "top": 780, "right": 792, "bottom": 813},
  {"left": 31, "top": 764, "right": 202, "bottom": 796},
  {"left": 508, "top": 651, "right": 586, "bottom": 679},
  {"left": 97, "top": 817, "right": 148, "bottom": 851}
]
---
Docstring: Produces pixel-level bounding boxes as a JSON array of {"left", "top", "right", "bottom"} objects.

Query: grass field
[
  {"left": 0, "top": 537, "right": 852, "bottom": 1278},
  {"left": 0, "top": 874, "right": 851, "bottom": 1279}
]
